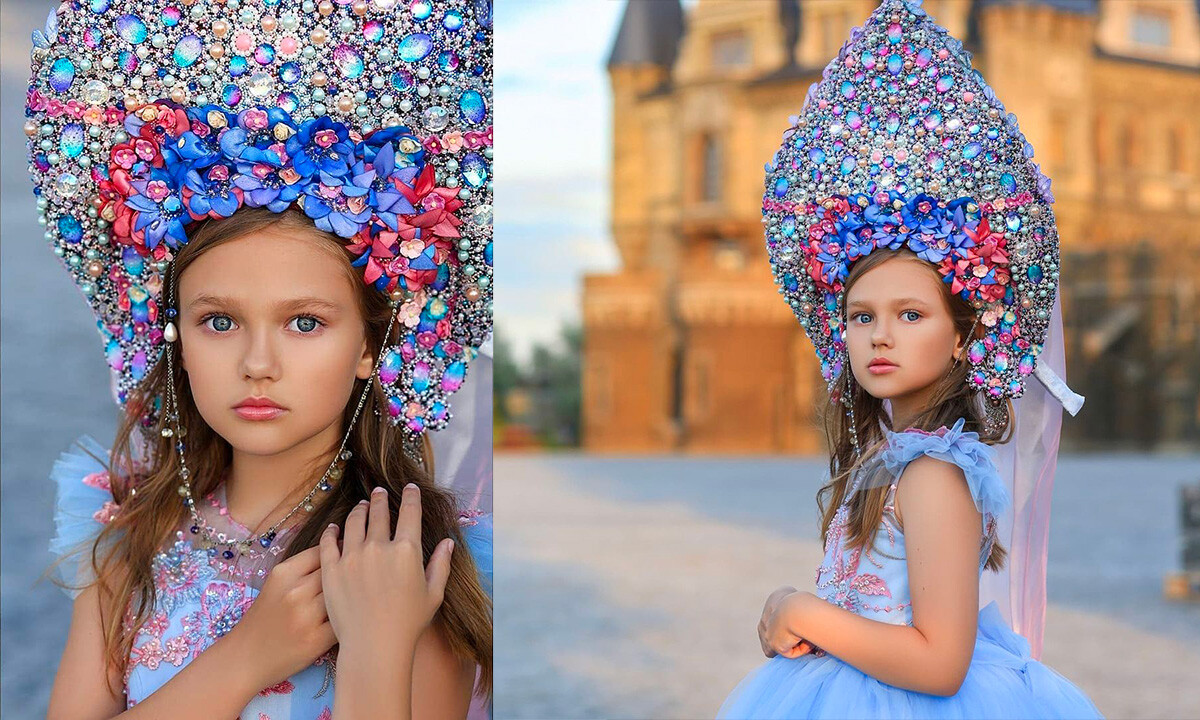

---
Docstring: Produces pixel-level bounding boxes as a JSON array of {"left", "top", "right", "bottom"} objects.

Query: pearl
[{"left": 164, "top": 322, "right": 179, "bottom": 343}]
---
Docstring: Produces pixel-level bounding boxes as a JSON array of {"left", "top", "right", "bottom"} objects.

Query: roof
[{"left": 606, "top": 0, "right": 686, "bottom": 69}]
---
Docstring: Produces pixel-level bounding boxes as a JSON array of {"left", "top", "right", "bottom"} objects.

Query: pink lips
[
  {"left": 233, "top": 397, "right": 286, "bottom": 421},
  {"left": 868, "top": 358, "right": 898, "bottom": 375}
]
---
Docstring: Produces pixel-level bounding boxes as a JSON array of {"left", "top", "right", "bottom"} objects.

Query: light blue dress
[
  {"left": 718, "top": 419, "right": 1102, "bottom": 719},
  {"left": 49, "top": 436, "right": 493, "bottom": 718}
]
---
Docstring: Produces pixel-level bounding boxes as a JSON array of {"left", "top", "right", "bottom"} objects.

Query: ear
[{"left": 355, "top": 338, "right": 375, "bottom": 380}]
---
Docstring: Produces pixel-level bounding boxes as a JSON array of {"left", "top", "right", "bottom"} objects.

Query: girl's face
[
  {"left": 844, "top": 256, "right": 963, "bottom": 411},
  {"left": 177, "top": 225, "right": 375, "bottom": 457}
]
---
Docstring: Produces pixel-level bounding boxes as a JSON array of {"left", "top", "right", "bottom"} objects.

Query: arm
[
  {"left": 334, "top": 620, "right": 474, "bottom": 720},
  {"left": 47, "top": 583, "right": 264, "bottom": 720},
  {"left": 771, "top": 456, "right": 981, "bottom": 696}
]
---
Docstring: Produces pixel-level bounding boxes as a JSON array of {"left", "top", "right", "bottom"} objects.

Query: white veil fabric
[
  {"left": 428, "top": 337, "right": 492, "bottom": 720},
  {"left": 978, "top": 294, "right": 1083, "bottom": 660},
  {"left": 429, "top": 337, "right": 494, "bottom": 515}
]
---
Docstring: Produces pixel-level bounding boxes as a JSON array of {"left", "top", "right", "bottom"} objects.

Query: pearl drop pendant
[{"left": 164, "top": 322, "right": 178, "bottom": 343}]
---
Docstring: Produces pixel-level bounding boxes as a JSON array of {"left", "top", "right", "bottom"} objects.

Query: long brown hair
[
  {"left": 817, "top": 248, "right": 1010, "bottom": 572},
  {"left": 87, "top": 206, "right": 492, "bottom": 698}
]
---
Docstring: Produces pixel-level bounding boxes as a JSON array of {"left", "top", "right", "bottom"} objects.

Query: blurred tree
[
  {"left": 493, "top": 327, "right": 521, "bottom": 426},
  {"left": 528, "top": 324, "right": 582, "bottom": 447}
]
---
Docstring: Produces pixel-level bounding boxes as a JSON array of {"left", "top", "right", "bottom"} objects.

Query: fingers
[
  {"left": 298, "top": 565, "right": 323, "bottom": 597},
  {"left": 283, "top": 544, "right": 323, "bottom": 576},
  {"left": 319, "top": 523, "right": 341, "bottom": 569},
  {"left": 393, "top": 483, "right": 422, "bottom": 545},
  {"left": 367, "top": 486, "right": 390, "bottom": 543},
  {"left": 343, "top": 498, "right": 369, "bottom": 552},
  {"left": 424, "top": 537, "right": 453, "bottom": 608}
]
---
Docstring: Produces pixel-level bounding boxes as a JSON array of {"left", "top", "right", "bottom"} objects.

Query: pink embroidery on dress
[
  {"left": 316, "top": 707, "right": 332, "bottom": 720},
  {"left": 94, "top": 499, "right": 120, "bottom": 524},
  {"left": 82, "top": 470, "right": 112, "bottom": 491},
  {"left": 126, "top": 611, "right": 188, "bottom": 682},
  {"left": 259, "top": 679, "right": 295, "bottom": 696}
]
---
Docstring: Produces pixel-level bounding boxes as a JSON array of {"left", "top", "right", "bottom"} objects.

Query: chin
[{"left": 215, "top": 422, "right": 300, "bottom": 457}]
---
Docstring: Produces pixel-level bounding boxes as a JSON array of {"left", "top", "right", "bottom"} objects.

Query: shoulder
[
  {"left": 882, "top": 418, "right": 1011, "bottom": 521},
  {"left": 892, "top": 456, "right": 977, "bottom": 529}
]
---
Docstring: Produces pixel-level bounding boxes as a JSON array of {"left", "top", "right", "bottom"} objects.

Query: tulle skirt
[{"left": 717, "top": 601, "right": 1103, "bottom": 719}]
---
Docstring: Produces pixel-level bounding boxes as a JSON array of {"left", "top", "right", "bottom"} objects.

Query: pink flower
[
  {"left": 399, "top": 237, "right": 425, "bottom": 259},
  {"left": 423, "top": 135, "right": 444, "bottom": 154},
  {"left": 442, "top": 131, "right": 464, "bottom": 153}
]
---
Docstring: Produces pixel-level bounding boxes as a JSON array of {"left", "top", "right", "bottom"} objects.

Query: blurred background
[{"left": 494, "top": 0, "right": 1200, "bottom": 718}]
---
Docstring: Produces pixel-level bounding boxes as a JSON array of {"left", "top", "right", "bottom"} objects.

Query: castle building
[{"left": 582, "top": 0, "right": 1200, "bottom": 452}]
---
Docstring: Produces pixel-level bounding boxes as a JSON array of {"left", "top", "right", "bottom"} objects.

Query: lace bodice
[{"left": 813, "top": 419, "right": 1011, "bottom": 631}]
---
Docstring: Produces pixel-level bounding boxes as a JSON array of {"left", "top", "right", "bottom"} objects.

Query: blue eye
[
  {"left": 852, "top": 312, "right": 872, "bottom": 324},
  {"left": 289, "top": 316, "right": 323, "bottom": 333},
  {"left": 204, "top": 315, "right": 235, "bottom": 332},
  {"left": 902, "top": 310, "right": 922, "bottom": 322}
]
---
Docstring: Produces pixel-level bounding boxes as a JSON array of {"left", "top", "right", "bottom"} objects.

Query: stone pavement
[{"left": 494, "top": 453, "right": 1200, "bottom": 719}]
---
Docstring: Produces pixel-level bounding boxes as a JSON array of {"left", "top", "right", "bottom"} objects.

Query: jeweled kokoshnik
[{"left": 26, "top": 0, "right": 494, "bottom": 436}]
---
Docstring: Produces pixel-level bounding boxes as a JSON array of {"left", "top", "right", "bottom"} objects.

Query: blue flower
[
  {"left": 232, "top": 160, "right": 305, "bottom": 213},
  {"left": 300, "top": 170, "right": 373, "bottom": 238},
  {"left": 362, "top": 125, "right": 425, "bottom": 167},
  {"left": 348, "top": 141, "right": 418, "bottom": 231},
  {"left": 181, "top": 162, "right": 242, "bottom": 220},
  {"left": 218, "top": 107, "right": 293, "bottom": 167},
  {"left": 125, "top": 168, "right": 188, "bottom": 251},
  {"left": 900, "top": 193, "right": 943, "bottom": 234},
  {"left": 286, "top": 116, "right": 354, "bottom": 178},
  {"left": 814, "top": 240, "right": 848, "bottom": 287},
  {"left": 170, "top": 105, "right": 236, "bottom": 170}
]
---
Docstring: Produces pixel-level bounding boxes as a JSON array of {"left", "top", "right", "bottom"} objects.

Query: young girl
[
  {"left": 26, "top": 0, "right": 494, "bottom": 717},
  {"left": 718, "top": 0, "right": 1100, "bottom": 716}
]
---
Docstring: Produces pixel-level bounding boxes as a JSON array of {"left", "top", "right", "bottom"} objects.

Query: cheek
[{"left": 290, "top": 333, "right": 364, "bottom": 402}]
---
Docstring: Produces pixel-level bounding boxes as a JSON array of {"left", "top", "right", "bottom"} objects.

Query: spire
[{"left": 606, "top": 0, "right": 685, "bottom": 69}]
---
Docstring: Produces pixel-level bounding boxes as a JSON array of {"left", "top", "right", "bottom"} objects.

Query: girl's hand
[
  {"left": 758, "top": 586, "right": 798, "bottom": 657},
  {"left": 319, "top": 484, "right": 454, "bottom": 656},
  {"left": 764, "top": 591, "right": 817, "bottom": 660},
  {"left": 231, "top": 545, "right": 336, "bottom": 688}
]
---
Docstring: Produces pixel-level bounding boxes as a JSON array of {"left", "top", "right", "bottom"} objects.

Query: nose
[
  {"left": 238, "top": 326, "right": 282, "bottom": 382},
  {"left": 870, "top": 316, "right": 893, "bottom": 349}
]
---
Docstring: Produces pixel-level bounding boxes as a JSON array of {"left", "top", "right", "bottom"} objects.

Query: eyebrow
[
  {"left": 846, "top": 297, "right": 933, "bottom": 310},
  {"left": 187, "top": 294, "right": 343, "bottom": 314}
]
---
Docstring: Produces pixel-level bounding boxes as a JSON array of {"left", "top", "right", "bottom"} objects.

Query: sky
[{"left": 492, "top": 0, "right": 627, "bottom": 362}]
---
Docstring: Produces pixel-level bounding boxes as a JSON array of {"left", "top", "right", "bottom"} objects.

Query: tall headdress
[
  {"left": 763, "top": 0, "right": 1083, "bottom": 658},
  {"left": 25, "top": 0, "right": 494, "bottom": 439}
]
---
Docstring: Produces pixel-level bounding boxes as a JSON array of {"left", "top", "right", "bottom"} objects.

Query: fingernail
[
  {"left": 326, "top": 523, "right": 338, "bottom": 532},
  {"left": 372, "top": 486, "right": 386, "bottom": 495},
  {"left": 405, "top": 482, "right": 418, "bottom": 489},
  {"left": 448, "top": 539, "right": 455, "bottom": 554},
  {"left": 358, "top": 499, "right": 369, "bottom": 506}
]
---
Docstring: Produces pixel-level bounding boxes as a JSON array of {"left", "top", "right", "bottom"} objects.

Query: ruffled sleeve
[
  {"left": 880, "top": 418, "right": 1011, "bottom": 519},
  {"left": 48, "top": 436, "right": 122, "bottom": 600},
  {"left": 458, "top": 511, "right": 492, "bottom": 598}
]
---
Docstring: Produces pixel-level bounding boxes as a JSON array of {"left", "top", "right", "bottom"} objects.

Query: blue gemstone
[
  {"left": 190, "top": 525, "right": 199, "bottom": 533},
  {"left": 459, "top": 90, "right": 486, "bottom": 124},
  {"left": 398, "top": 33, "right": 433, "bottom": 62},
  {"left": 259, "top": 536, "right": 272, "bottom": 548},
  {"left": 222, "top": 549, "right": 234, "bottom": 559},
  {"left": 173, "top": 35, "right": 202, "bottom": 68},
  {"left": 49, "top": 58, "right": 76, "bottom": 93}
]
